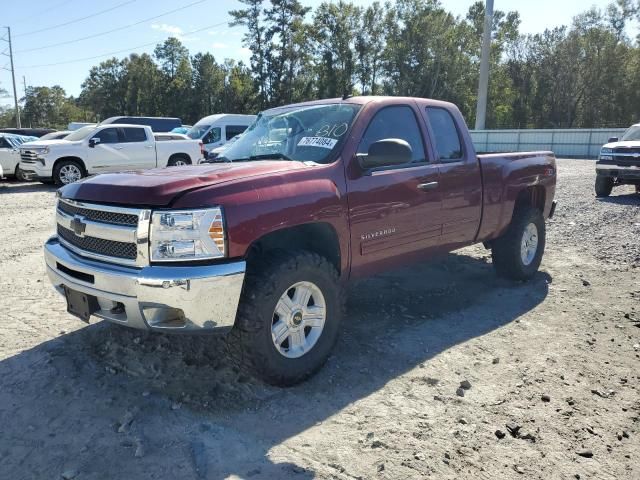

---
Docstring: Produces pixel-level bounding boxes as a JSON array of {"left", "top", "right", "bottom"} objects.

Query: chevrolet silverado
[{"left": 44, "top": 96, "right": 557, "bottom": 385}]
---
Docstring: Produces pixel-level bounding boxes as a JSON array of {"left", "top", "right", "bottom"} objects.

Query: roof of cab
[
  {"left": 262, "top": 96, "right": 458, "bottom": 115},
  {"left": 194, "top": 113, "right": 257, "bottom": 125}
]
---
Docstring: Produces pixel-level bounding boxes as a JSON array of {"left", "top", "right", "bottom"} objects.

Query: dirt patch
[{"left": 0, "top": 160, "right": 638, "bottom": 479}]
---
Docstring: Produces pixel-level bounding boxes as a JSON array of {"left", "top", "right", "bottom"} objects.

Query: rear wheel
[
  {"left": 595, "top": 175, "right": 614, "bottom": 197},
  {"left": 167, "top": 155, "right": 191, "bottom": 167},
  {"left": 227, "top": 250, "right": 342, "bottom": 386},
  {"left": 53, "top": 160, "right": 84, "bottom": 186},
  {"left": 492, "top": 206, "right": 546, "bottom": 281}
]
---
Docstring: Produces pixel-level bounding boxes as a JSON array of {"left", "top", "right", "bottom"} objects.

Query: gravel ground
[{"left": 0, "top": 159, "right": 638, "bottom": 480}]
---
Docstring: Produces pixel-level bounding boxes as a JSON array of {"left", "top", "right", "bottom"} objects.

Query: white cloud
[
  {"left": 151, "top": 23, "right": 184, "bottom": 37},
  {"left": 212, "top": 42, "right": 229, "bottom": 49}
]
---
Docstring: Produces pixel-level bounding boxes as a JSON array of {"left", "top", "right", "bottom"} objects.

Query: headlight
[
  {"left": 150, "top": 207, "right": 226, "bottom": 262},
  {"left": 600, "top": 147, "right": 613, "bottom": 160},
  {"left": 31, "top": 146, "right": 50, "bottom": 155}
]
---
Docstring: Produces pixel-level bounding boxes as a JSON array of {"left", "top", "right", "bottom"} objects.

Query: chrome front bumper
[{"left": 44, "top": 236, "right": 245, "bottom": 332}]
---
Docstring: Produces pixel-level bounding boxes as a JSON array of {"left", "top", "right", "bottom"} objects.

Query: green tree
[
  {"left": 230, "top": 0, "right": 269, "bottom": 108},
  {"left": 79, "top": 57, "right": 128, "bottom": 119}
]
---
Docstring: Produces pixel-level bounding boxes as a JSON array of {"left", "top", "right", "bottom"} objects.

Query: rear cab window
[
  {"left": 120, "top": 127, "right": 148, "bottom": 143},
  {"left": 426, "top": 107, "right": 463, "bottom": 162}
]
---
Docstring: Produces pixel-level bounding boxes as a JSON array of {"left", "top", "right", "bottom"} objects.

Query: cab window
[
  {"left": 121, "top": 127, "right": 147, "bottom": 143},
  {"left": 202, "top": 128, "right": 221, "bottom": 144},
  {"left": 226, "top": 125, "right": 248, "bottom": 140},
  {"left": 426, "top": 107, "right": 463, "bottom": 161},
  {"left": 92, "top": 128, "right": 119, "bottom": 144},
  {"left": 357, "top": 106, "right": 426, "bottom": 164}
]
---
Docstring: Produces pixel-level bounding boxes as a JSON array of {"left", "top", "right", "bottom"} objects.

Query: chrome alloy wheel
[
  {"left": 173, "top": 159, "right": 188, "bottom": 166},
  {"left": 59, "top": 164, "right": 82, "bottom": 184},
  {"left": 271, "top": 281, "right": 326, "bottom": 359},
  {"left": 520, "top": 222, "right": 539, "bottom": 266}
]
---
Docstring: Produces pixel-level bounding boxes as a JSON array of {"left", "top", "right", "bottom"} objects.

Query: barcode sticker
[{"left": 297, "top": 137, "right": 338, "bottom": 149}]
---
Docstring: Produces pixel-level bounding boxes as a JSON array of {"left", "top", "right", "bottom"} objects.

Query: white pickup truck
[{"left": 19, "top": 124, "right": 204, "bottom": 186}]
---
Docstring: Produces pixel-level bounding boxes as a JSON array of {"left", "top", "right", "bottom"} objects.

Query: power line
[
  {"left": 17, "top": 21, "right": 233, "bottom": 69},
  {"left": 15, "top": 0, "right": 137, "bottom": 37},
  {"left": 16, "top": 0, "right": 208, "bottom": 53}
]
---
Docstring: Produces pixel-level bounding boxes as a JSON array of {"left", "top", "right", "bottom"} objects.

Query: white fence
[{"left": 470, "top": 128, "right": 626, "bottom": 159}]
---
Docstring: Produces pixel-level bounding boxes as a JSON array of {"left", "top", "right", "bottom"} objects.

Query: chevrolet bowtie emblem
[{"left": 70, "top": 215, "right": 87, "bottom": 237}]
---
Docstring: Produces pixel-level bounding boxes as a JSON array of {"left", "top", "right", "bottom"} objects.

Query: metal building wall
[{"left": 470, "top": 128, "right": 626, "bottom": 159}]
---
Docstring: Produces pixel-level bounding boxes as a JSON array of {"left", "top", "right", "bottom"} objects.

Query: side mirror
[
  {"left": 88, "top": 138, "right": 100, "bottom": 148},
  {"left": 359, "top": 139, "right": 413, "bottom": 170},
  {"left": 608, "top": 137, "right": 619, "bottom": 143}
]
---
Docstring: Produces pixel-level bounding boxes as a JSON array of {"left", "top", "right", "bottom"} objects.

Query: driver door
[
  {"left": 87, "top": 127, "right": 130, "bottom": 173},
  {"left": 347, "top": 104, "right": 442, "bottom": 276}
]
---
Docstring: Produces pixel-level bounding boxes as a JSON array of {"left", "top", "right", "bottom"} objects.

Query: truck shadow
[
  {"left": 596, "top": 192, "right": 640, "bottom": 206},
  {"left": 0, "top": 180, "right": 57, "bottom": 194},
  {"left": 0, "top": 251, "right": 550, "bottom": 479}
]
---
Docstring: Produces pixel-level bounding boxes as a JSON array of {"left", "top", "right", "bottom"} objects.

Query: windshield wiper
[
  {"left": 218, "top": 153, "right": 296, "bottom": 163},
  {"left": 248, "top": 153, "right": 294, "bottom": 161}
]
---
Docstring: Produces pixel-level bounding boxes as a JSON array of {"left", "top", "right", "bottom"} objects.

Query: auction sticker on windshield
[{"left": 298, "top": 137, "right": 338, "bottom": 149}]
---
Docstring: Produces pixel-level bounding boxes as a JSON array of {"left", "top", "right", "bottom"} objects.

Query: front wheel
[
  {"left": 14, "top": 165, "right": 28, "bottom": 182},
  {"left": 595, "top": 175, "right": 614, "bottom": 197},
  {"left": 53, "top": 160, "right": 84, "bottom": 186},
  {"left": 491, "top": 207, "right": 546, "bottom": 281},
  {"left": 227, "top": 250, "right": 342, "bottom": 386}
]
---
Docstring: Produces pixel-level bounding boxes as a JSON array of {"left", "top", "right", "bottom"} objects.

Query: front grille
[
  {"left": 20, "top": 151, "right": 39, "bottom": 163},
  {"left": 58, "top": 224, "right": 137, "bottom": 260},
  {"left": 58, "top": 201, "right": 139, "bottom": 226},
  {"left": 613, "top": 147, "right": 640, "bottom": 155}
]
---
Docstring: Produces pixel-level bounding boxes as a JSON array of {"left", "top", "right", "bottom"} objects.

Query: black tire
[
  {"left": 227, "top": 250, "right": 343, "bottom": 386},
  {"left": 491, "top": 206, "right": 546, "bottom": 281},
  {"left": 14, "top": 165, "right": 28, "bottom": 182},
  {"left": 167, "top": 155, "right": 191, "bottom": 167},
  {"left": 53, "top": 160, "right": 84, "bottom": 187},
  {"left": 595, "top": 175, "right": 614, "bottom": 197}
]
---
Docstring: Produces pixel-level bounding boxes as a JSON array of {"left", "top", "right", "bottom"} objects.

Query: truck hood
[
  {"left": 22, "top": 139, "right": 81, "bottom": 148},
  {"left": 603, "top": 140, "right": 640, "bottom": 149},
  {"left": 60, "top": 161, "right": 308, "bottom": 206}
]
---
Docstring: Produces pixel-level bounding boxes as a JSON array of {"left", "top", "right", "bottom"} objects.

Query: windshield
[
  {"left": 65, "top": 125, "right": 98, "bottom": 141},
  {"left": 621, "top": 126, "right": 640, "bottom": 142},
  {"left": 220, "top": 104, "right": 361, "bottom": 164},
  {"left": 187, "top": 125, "right": 211, "bottom": 139}
]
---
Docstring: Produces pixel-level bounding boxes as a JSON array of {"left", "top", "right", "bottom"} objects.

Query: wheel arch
[
  {"left": 53, "top": 156, "right": 87, "bottom": 175},
  {"left": 168, "top": 153, "right": 192, "bottom": 165},
  {"left": 245, "top": 222, "right": 342, "bottom": 277}
]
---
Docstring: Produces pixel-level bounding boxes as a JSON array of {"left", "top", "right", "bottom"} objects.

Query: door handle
[
  {"left": 145, "top": 145, "right": 154, "bottom": 149},
  {"left": 417, "top": 181, "right": 439, "bottom": 191},
  {"left": 114, "top": 146, "right": 124, "bottom": 150}
]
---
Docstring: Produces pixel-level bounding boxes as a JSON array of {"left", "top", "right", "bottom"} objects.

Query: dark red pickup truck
[{"left": 45, "top": 96, "right": 557, "bottom": 385}]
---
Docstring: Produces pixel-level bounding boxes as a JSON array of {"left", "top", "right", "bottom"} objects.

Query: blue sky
[{"left": 0, "top": 0, "right": 627, "bottom": 107}]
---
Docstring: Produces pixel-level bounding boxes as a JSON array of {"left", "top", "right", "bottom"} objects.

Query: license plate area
[{"left": 64, "top": 286, "right": 99, "bottom": 322}]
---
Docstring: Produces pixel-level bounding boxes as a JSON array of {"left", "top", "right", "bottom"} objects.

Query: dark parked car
[
  {"left": 98, "top": 116, "right": 181, "bottom": 132},
  {"left": 0, "top": 127, "right": 55, "bottom": 137}
]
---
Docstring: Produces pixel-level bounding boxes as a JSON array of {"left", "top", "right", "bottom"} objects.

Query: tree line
[{"left": 1, "top": 0, "right": 639, "bottom": 130}]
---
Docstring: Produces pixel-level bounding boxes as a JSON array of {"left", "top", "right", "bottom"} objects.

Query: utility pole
[
  {"left": 474, "top": 0, "right": 493, "bottom": 131},
  {"left": 23, "top": 75, "right": 28, "bottom": 127},
  {"left": 1, "top": 26, "right": 21, "bottom": 128}
]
